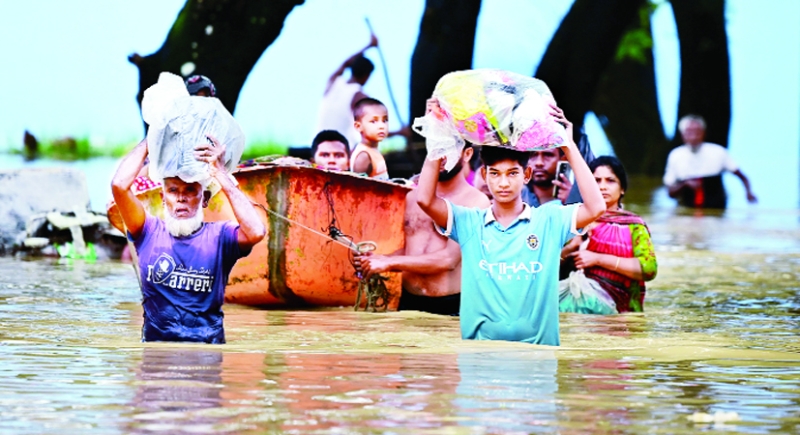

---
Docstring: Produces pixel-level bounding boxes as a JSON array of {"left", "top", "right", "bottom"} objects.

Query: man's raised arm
[
  {"left": 415, "top": 157, "right": 450, "bottom": 230},
  {"left": 324, "top": 34, "right": 378, "bottom": 95},
  {"left": 111, "top": 139, "right": 148, "bottom": 239},
  {"left": 201, "top": 136, "right": 266, "bottom": 251}
]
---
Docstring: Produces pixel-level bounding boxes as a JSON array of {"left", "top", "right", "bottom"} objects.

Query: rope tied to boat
[
  {"left": 252, "top": 182, "right": 389, "bottom": 312},
  {"left": 323, "top": 183, "right": 389, "bottom": 312},
  {"left": 355, "top": 274, "right": 390, "bottom": 312}
]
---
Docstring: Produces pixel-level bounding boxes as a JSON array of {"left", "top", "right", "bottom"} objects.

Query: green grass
[
  {"left": 2, "top": 136, "right": 292, "bottom": 162},
  {"left": 3, "top": 136, "right": 137, "bottom": 160},
  {"left": 240, "top": 139, "right": 289, "bottom": 160}
]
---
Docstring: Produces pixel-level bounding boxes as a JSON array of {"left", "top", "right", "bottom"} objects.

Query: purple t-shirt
[{"left": 132, "top": 215, "right": 243, "bottom": 343}]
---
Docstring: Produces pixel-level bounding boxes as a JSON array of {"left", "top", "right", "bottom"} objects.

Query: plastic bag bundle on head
[
  {"left": 413, "top": 69, "right": 567, "bottom": 171},
  {"left": 558, "top": 270, "right": 618, "bottom": 315},
  {"left": 142, "top": 72, "right": 245, "bottom": 186}
]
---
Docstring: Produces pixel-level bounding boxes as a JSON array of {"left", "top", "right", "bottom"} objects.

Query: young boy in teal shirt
[{"left": 416, "top": 104, "right": 605, "bottom": 345}]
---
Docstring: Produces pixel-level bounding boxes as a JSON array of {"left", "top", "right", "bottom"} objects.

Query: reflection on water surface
[{"left": 1, "top": 208, "right": 799, "bottom": 434}]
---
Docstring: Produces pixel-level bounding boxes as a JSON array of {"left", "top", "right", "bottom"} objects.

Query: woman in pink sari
[{"left": 560, "top": 156, "right": 657, "bottom": 313}]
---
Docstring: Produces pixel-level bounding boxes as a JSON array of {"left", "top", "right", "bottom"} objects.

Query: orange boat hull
[{"left": 109, "top": 165, "right": 410, "bottom": 309}]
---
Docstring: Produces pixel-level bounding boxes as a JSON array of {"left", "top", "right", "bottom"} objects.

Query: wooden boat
[{"left": 108, "top": 164, "right": 410, "bottom": 310}]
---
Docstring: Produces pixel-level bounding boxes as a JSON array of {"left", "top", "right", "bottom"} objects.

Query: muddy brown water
[{"left": 1, "top": 201, "right": 800, "bottom": 434}]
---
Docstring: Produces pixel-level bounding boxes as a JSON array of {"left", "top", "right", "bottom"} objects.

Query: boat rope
[
  {"left": 251, "top": 183, "right": 389, "bottom": 312},
  {"left": 321, "top": 182, "right": 389, "bottom": 312},
  {"left": 251, "top": 200, "right": 372, "bottom": 253},
  {"left": 355, "top": 274, "right": 390, "bottom": 312}
]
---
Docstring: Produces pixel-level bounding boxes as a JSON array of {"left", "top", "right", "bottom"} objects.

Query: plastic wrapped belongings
[
  {"left": 558, "top": 270, "right": 618, "bottom": 315},
  {"left": 142, "top": 72, "right": 244, "bottom": 185},
  {"left": 413, "top": 69, "right": 567, "bottom": 171}
]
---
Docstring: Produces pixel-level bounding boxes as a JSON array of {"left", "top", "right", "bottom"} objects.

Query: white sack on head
[
  {"left": 413, "top": 69, "right": 568, "bottom": 170},
  {"left": 142, "top": 73, "right": 245, "bottom": 185},
  {"left": 142, "top": 72, "right": 189, "bottom": 129}
]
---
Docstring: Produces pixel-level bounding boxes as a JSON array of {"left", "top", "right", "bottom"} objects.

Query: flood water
[
  {"left": 2, "top": 199, "right": 800, "bottom": 434},
  {"left": 3, "top": 156, "right": 800, "bottom": 433}
]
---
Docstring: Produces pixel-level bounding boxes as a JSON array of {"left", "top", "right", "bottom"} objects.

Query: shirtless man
[{"left": 354, "top": 143, "right": 489, "bottom": 315}]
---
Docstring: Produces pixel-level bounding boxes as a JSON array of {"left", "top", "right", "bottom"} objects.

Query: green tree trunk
[
  {"left": 670, "top": 0, "right": 731, "bottom": 147},
  {"left": 591, "top": 5, "right": 671, "bottom": 175},
  {"left": 129, "top": 0, "right": 303, "bottom": 120}
]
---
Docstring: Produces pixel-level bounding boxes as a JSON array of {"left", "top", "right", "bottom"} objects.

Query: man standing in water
[
  {"left": 353, "top": 100, "right": 490, "bottom": 316},
  {"left": 663, "top": 114, "right": 757, "bottom": 208},
  {"left": 355, "top": 143, "right": 490, "bottom": 315},
  {"left": 111, "top": 136, "right": 265, "bottom": 343}
]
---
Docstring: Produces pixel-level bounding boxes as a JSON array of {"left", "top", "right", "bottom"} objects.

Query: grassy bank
[
  {"left": 4, "top": 137, "right": 136, "bottom": 160},
  {"left": 2, "top": 136, "right": 291, "bottom": 161}
]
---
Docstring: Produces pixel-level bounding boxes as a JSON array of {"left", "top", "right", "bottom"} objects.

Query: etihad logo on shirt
[
  {"left": 479, "top": 259, "right": 543, "bottom": 281},
  {"left": 146, "top": 253, "right": 214, "bottom": 293}
]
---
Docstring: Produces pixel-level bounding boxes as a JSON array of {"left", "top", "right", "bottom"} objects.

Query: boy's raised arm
[
  {"left": 551, "top": 105, "right": 605, "bottom": 229},
  {"left": 415, "top": 157, "right": 449, "bottom": 230}
]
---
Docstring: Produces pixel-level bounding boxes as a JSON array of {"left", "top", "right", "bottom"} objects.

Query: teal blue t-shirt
[{"left": 443, "top": 200, "right": 581, "bottom": 346}]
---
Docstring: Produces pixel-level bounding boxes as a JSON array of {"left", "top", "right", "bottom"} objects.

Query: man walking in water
[
  {"left": 354, "top": 100, "right": 490, "bottom": 316},
  {"left": 663, "top": 114, "right": 757, "bottom": 208},
  {"left": 111, "top": 136, "right": 265, "bottom": 343}
]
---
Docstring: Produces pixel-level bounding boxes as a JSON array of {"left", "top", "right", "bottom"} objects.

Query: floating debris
[{"left": 687, "top": 411, "right": 741, "bottom": 423}]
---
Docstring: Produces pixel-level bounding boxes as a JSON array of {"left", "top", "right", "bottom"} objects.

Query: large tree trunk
[
  {"left": 129, "top": 0, "right": 303, "bottom": 119},
  {"left": 535, "top": 0, "right": 646, "bottom": 141},
  {"left": 591, "top": 6, "right": 671, "bottom": 175},
  {"left": 408, "top": 0, "right": 482, "bottom": 138},
  {"left": 670, "top": 0, "right": 731, "bottom": 147}
]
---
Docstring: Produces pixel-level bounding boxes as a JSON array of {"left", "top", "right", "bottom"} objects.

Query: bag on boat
[
  {"left": 412, "top": 69, "right": 567, "bottom": 170},
  {"left": 558, "top": 270, "right": 618, "bottom": 315},
  {"left": 142, "top": 72, "right": 245, "bottom": 185}
]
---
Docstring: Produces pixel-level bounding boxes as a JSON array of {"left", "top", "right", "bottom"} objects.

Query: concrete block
[{"left": 0, "top": 167, "right": 90, "bottom": 254}]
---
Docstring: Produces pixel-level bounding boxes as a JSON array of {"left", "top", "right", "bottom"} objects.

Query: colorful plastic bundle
[
  {"left": 142, "top": 72, "right": 245, "bottom": 185},
  {"left": 413, "top": 69, "right": 567, "bottom": 170}
]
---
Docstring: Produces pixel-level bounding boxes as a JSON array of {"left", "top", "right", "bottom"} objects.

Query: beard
[
  {"left": 530, "top": 177, "right": 554, "bottom": 188},
  {"left": 164, "top": 207, "right": 204, "bottom": 237},
  {"left": 438, "top": 160, "right": 464, "bottom": 182}
]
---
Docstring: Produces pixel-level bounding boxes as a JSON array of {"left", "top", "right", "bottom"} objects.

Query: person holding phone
[{"left": 522, "top": 128, "right": 594, "bottom": 208}]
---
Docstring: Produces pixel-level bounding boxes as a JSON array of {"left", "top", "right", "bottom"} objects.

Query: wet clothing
[
  {"left": 399, "top": 288, "right": 460, "bottom": 316},
  {"left": 315, "top": 76, "right": 361, "bottom": 149},
  {"left": 663, "top": 142, "right": 738, "bottom": 208},
  {"left": 440, "top": 201, "right": 582, "bottom": 346},
  {"left": 131, "top": 215, "right": 243, "bottom": 344},
  {"left": 677, "top": 174, "right": 727, "bottom": 208},
  {"left": 563, "top": 210, "right": 657, "bottom": 313},
  {"left": 350, "top": 144, "right": 389, "bottom": 180}
]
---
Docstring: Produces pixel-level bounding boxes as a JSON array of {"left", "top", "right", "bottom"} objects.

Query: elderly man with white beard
[{"left": 111, "top": 136, "right": 265, "bottom": 343}]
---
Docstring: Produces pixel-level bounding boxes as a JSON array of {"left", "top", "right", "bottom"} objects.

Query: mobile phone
[{"left": 553, "top": 161, "right": 572, "bottom": 197}]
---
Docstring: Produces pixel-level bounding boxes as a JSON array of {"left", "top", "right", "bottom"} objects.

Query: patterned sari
[{"left": 583, "top": 209, "right": 657, "bottom": 312}]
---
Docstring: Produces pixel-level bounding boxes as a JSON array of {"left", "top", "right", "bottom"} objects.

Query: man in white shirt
[
  {"left": 315, "top": 35, "right": 377, "bottom": 149},
  {"left": 663, "top": 115, "right": 757, "bottom": 208}
]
